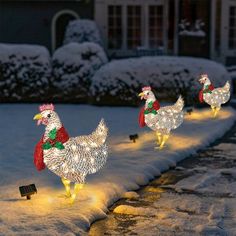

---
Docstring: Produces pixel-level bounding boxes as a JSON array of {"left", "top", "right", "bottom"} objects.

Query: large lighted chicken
[
  {"left": 138, "top": 87, "right": 184, "bottom": 149},
  {"left": 198, "top": 74, "right": 230, "bottom": 117},
  {"left": 33, "top": 104, "right": 108, "bottom": 203}
]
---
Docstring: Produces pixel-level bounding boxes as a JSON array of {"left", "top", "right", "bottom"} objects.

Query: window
[
  {"left": 108, "top": 6, "right": 123, "bottom": 49},
  {"left": 229, "top": 6, "right": 236, "bottom": 49},
  {"left": 127, "top": 5, "right": 142, "bottom": 49},
  {"left": 106, "top": 2, "right": 165, "bottom": 51},
  {"left": 149, "top": 5, "right": 163, "bottom": 48}
]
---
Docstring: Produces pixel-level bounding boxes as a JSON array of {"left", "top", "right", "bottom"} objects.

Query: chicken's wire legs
[
  {"left": 155, "top": 132, "right": 170, "bottom": 149},
  {"left": 211, "top": 105, "right": 221, "bottom": 118},
  {"left": 156, "top": 132, "right": 162, "bottom": 145},
  {"left": 61, "top": 177, "right": 71, "bottom": 198},
  {"left": 159, "top": 134, "right": 169, "bottom": 149},
  {"left": 70, "top": 183, "right": 84, "bottom": 204},
  {"left": 62, "top": 177, "right": 84, "bottom": 203}
]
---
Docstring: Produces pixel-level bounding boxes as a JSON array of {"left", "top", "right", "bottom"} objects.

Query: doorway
[
  {"left": 178, "top": 0, "right": 210, "bottom": 58},
  {"left": 51, "top": 10, "right": 79, "bottom": 52}
]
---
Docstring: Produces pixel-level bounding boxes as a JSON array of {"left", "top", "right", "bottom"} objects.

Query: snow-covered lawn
[
  {"left": 0, "top": 105, "right": 235, "bottom": 235},
  {"left": 103, "top": 135, "right": 236, "bottom": 235}
]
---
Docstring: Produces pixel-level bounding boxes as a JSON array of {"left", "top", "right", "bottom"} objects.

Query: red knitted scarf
[
  {"left": 34, "top": 126, "right": 69, "bottom": 171},
  {"left": 199, "top": 84, "right": 214, "bottom": 103}
]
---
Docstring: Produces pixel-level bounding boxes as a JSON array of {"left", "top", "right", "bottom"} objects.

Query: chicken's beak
[
  {"left": 33, "top": 113, "right": 42, "bottom": 120},
  {"left": 34, "top": 113, "right": 43, "bottom": 126},
  {"left": 138, "top": 92, "right": 145, "bottom": 100}
]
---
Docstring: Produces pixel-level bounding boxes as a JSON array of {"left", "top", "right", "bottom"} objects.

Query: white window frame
[
  {"left": 95, "top": 0, "right": 168, "bottom": 57},
  {"left": 221, "top": 0, "right": 236, "bottom": 64},
  {"left": 51, "top": 9, "right": 79, "bottom": 52}
]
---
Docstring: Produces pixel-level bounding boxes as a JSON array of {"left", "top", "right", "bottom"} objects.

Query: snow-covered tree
[
  {"left": 63, "top": 19, "right": 103, "bottom": 46},
  {"left": 52, "top": 42, "right": 108, "bottom": 102}
]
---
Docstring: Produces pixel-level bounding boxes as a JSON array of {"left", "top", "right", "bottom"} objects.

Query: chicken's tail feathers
[
  {"left": 174, "top": 95, "right": 184, "bottom": 112},
  {"left": 75, "top": 119, "right": 108, "bottom": 147},
  {"left": 93, "top": 118, "right": 108, "bottom": 146},
  {"left": 223, "top": 81, "right": 231, "bottom": 91}
]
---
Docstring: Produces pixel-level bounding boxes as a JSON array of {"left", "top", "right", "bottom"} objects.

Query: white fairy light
[
  {"left": 74, "top": 154, "right": 79, "bottom": 161},
  {"left": 91, "top": 142, "right": 97, "bottom": 147}
]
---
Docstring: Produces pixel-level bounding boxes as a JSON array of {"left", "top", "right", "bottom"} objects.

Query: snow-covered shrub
[
  {"left": 63, "top": 19, "right": 103, "bottom": 46},
  {"left": 0, "top": 44, "right": 51, "bottom": 102},
  {"left": 91, "top": 56, "right": 230, "bottom": 106},
  {"left": 52, "top": 42, "right": 108, "bottom": 102}
]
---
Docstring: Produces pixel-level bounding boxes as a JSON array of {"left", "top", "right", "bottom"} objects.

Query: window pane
[
  {"left": 229, "top": 6, "right": 236, "bottom": 49},
  {"left": 108, "top": 6, "right": 123, "bottom": 49},
  {"left": 127, "top": 5, "right": 142, "bottom": 49},
  {"left": 149, "top": 5, "right": 163, "bottom": 49}
]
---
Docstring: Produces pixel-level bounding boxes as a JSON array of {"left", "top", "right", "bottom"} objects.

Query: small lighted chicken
[
  {"left": 33, "top": 104, "right": 108, "bottom": 203},
  {"left": 138, "top": 86, "right": 184, "bottom": 149},
  {"left": 198, "top": 74, "right": 230, "bottom": 117}
]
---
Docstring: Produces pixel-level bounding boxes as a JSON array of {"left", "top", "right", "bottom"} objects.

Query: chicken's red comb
[
  {"left": 142, "top": 86, "right": 151, "bottom": 91},
  {"left": 39, "top": 104, "right": 55, "bottom": 112}
]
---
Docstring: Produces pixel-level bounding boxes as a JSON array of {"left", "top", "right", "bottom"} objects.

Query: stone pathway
[{"left": 89, "top": 122, "right": 236, "bottom": 236}]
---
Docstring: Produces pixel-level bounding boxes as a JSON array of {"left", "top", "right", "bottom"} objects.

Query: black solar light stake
[
  {"left": 186, "top": 107, "right": 193, "bottom": 115},
  {"left": 19, "top": 184, "right": 37, "bottom": 200},
  {"left": 129, "top": 134, "right": 139, "bottom": 143}
]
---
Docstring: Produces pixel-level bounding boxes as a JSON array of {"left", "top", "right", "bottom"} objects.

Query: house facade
[
  {"left": 0, "top": 0, "right": 236, "bottom": 65},
  {"left": 0, "top": 0, "right": 94, "bottom": 52},
  {"left": 95, "top": 0, "right": 236, "bottom": 65}
]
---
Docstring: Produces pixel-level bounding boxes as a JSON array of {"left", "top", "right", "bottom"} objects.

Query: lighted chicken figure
[
  {"left": 138, "top": 87, "right": 184, "bottom": 149},
  {"left": 198, "top": 74, "right": 230, "bottom": 117},
  {"left": 33, "top": 104, "right": 108, "bottom": 203}
]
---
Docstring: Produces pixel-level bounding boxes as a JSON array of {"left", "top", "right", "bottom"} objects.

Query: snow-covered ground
[
  {"left": 91, "top": 127, "right": 236, "bottom": 236},
  {"left": 0, "top": 105, "right": 235, "bottom": 235}
]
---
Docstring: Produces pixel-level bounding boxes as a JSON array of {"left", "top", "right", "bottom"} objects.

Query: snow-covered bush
[
  {"left": 63, "top": 19, "right": 103, "bottom": 46},
  {"left": 91, "top": 56, "right": 230, "bottom": 106},
  {"left": 0, "top": 44, "right": 51, "bottom": 102},
  {"left": 52, "top": 42, "right": 108, "bottom": 102}
]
